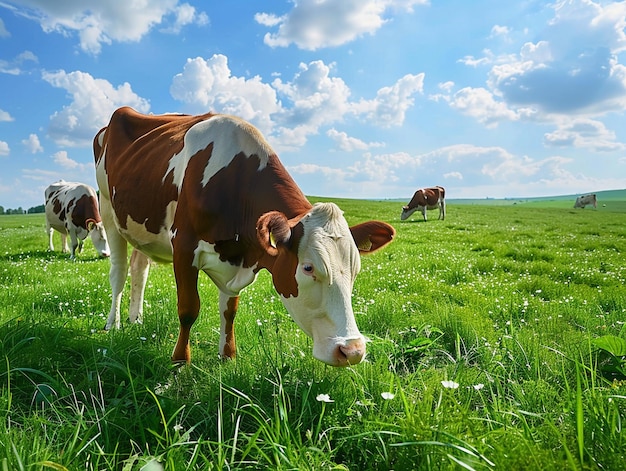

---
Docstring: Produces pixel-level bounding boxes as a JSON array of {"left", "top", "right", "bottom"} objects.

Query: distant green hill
[{"left": 448, "top": 188, "right": 626, "bottom": 212}]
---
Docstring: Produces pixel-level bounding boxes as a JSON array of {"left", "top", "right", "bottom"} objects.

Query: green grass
[{"left": 1, "top": 200, "right": 626, "bottom": 470}]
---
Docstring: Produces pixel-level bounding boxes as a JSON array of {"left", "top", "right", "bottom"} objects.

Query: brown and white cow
[
  {"left": 94, "top": 107, "right": 395, "bottom": 367},
  {"left": 400, "top": 186, "right": 446, "bottom": 221},
  {"left": 574, "top": 194, "right": 597, "bottom": 209},
  {"left": 44, "top": 181, "right": 110, "bottom": 259}
]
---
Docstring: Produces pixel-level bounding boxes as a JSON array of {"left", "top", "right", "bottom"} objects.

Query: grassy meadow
[{"left": 1, "top": 196, "right": 626, "bottom": 470}]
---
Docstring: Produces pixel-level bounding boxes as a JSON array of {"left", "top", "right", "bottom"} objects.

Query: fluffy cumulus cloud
[
  {"left": 4, "top": 0, "right": 207, "bottom": 54},
  {"left": 446, "top": 0, "right": 626, "bottom": 157},
  {"left": 476, "top": 1, "right": 626, "bottom": 116},
  {"left": 449, "top": 87, "right": 520, "bottom": 128},
  {"left": 22, "top": 133, "right": 43, "bottom": 153},
  {"left": 0, "top": 141, "right": 9, "bottom": 156},
  {"left": 170, "top": 55, "right": 280, "bottom": 135},
  {"left": 170, "top": 55, "right": 423, "bottom": 150},
  {"left": 0, "top": 109, "right": 14, "bottom": 122},
  {"left": 256, "top": 0, "right": 427, "bottom": 50},
  {"left": 42, "top": 70, "right": 150, "bottom": 146},
  {"left": 326, "top": 128, "right": 384, "bottom": 151},
  {"left": 544, "top": 118, "right": 625, "bottom": 151},
  {"left": 355, "top": 73, "right": 425, "bottom": 127}
]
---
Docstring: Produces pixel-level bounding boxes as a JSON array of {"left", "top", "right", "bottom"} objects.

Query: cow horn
[{"left": 257, "top": 211, "right": 291, "bottom": 256}]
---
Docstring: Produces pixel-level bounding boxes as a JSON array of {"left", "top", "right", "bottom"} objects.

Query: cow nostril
[{"left": 337, "top": 342, "right": 365, "bottom": 365}]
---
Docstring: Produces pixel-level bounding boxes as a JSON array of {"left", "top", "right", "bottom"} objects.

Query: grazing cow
[
  {"left": 401, "top": 186, "right": 446, "bottom": 221},
  {"left": 94, "top": 107, "right": 395, "bottom": 366},
  {"left": 44, "top": 181, "right": 110, "bottom": 259},
  {"left": 574, "top": 194, "right": 597, "bottom": 209}
]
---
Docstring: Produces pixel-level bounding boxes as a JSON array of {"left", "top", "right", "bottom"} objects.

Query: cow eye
[{"left": 302, "top": 263, "right": 314, "bottom": 275}]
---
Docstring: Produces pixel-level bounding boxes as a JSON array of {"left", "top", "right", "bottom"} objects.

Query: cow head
[
  {"left": 86, "top": 218, "right": 110, "bottom": 258},
  {"left": 400, "top": 205, "right": 418, "bottom": 220},
  {"left": 257, "top": 202, "right": 395, "bottom": 367}
]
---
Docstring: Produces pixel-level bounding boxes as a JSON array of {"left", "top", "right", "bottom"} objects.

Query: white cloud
[
  {"left": 22, "top": 133, "right": 43, "bottom": 153},
  {"left": 7, "top": 0, "right": 208, "bottom": 54},
  {"left": 170, "top": 54, "right": 280, "bottom": 135},
  {"left": 489, "top": 25, "right": 510, "bottom": 38},
  {"left": 52, "top": 150, "right": 79, "bottom": 169},
  {"left": 355, "top": 73, "right": 425, "bottom": 127},
  {"left": 272, "top": 60, "right": 353, "bottom": 132},
  {"left": 444, "top": 171, "right": 463, "bottom": 180},
  {"left": 42, "top": 69, "right": 150, "bottom": 146},
  {"left": 544, "top": 118, "right": 625, "bottom": 152},
  {"left": 257, "top": 0, "right": 427, "bottom": 50},
  {"left": 161, "top": 3, "right": 208, "bottom": 34},
  {"left": 0, "top": 18, "right": 10, "bottom": 38},
  {"left": 0, "top": 109, "right": 13, "bottom": 122},
  {"left": 450, "top": 87, "right": 520, "bottom": 128},
  {"left": 0, "top": 141, "right": 9, "bottom": 156},
  {"left": 326, "top": 128, "right": 384, "bottom": 151},
  {"left": 486, "top": 0, "right": 626, "bottom": 115},
  {"left": 0, "top": 50, "right": 38, "bottom": 75},
  {"left": 170, "top": 56, "right": 423, "bottom": 150}
]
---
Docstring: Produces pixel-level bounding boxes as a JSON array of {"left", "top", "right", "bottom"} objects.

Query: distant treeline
[{"left": 0, "top": 204, "right": 45, "bottom": 215}]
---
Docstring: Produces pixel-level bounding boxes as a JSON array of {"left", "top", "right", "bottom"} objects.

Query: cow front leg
[
  {"left": 172, "top": 260, "right": 200, "bottom": 364},
  {"left": 69, "top": 229, "right": 79, "bottom": 259},
  {"left": 105, "top": 231, "right": 129, "bottom": 330},
  {"left": 219, "top": 291, "right": 239, "bottom": 360},
  {"left": 129, "top": 248, "right": 150, "bottom": 324},
  {"left": 60, "top": 233, "right": 69, "bottom": 254}
]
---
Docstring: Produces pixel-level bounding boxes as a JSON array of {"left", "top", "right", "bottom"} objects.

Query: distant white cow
[
  {"left": 574, "top": 194, "right": 597, "bottom": 209},
  {"left": 45, "top": 181, "right": 110, "bottom": 259}
]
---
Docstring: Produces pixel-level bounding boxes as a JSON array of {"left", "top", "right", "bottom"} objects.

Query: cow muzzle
[{"left": 320, "top": 337, "right": 366, "bottom": 367}]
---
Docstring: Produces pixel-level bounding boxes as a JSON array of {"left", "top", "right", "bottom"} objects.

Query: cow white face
[
  {"left": 262, "top": 203, "right": 367, "bottom": 366},
  {"left": 88, "top": 221, "right": 110, "bottom": 258}
]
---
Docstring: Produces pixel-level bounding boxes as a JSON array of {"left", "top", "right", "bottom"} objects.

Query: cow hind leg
[
  {"left": 440, "top": 201, "right": 446, "bottom": 220},
  {"left": 129, "top": 248, "right": 150, "bottom": 324},
  {"left": 219, "top": 291, "right": 239, "bottom": 360}
]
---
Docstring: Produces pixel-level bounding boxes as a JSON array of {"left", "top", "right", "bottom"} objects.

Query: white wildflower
[
  {"left": 316, "top": 394, "right": 334, "bottom": 403},
  {"left": 441, "top": 380, "right": 459, "bottom": 389}
]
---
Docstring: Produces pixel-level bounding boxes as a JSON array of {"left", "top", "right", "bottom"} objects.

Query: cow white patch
[
  {"left": 192, "top": 240, "right": 258, "bottom": 296},
  {"left": 118, "top": 201, "right": 177, "bottom": 263},
  {"left": 163, "top": 115, "right": 272, "bottom": 190}
]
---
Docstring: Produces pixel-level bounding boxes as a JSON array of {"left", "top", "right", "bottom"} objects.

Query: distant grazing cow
[
  {"left": 94, "top": 107, "right": 395, "bottom": 366},
  {"left": 401, "top": 186, "right": 446, "bottom": 221},
  {"left": 44, "top": 181, "right": 110, "bottom": 259},
  {"left": 574, "top": 194, "right": 597, "bottom": 209}
]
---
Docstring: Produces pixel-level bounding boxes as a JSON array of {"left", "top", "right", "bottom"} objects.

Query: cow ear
[
  {"left": 86, "top": 218, "right": 96, "bottom": 231},
  {"left": 257, "top": 211, "right": 292, "bottom": 256},
  {"left": 350, "top": 221, "right": 396, "bottom": 254}
]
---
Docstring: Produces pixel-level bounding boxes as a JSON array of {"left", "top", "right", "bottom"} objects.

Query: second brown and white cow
[
  {"left": 44, "top": 181, "right": 110, "bottom": 259},
  {"left": 574, "top": 194, "right": 597, "bottom": 209},
  {"left": 401, "top": 186, "right": 446, "bottom": 221},
  {"left": 94, "top": 107, "right": 395, "bottom": 367}
]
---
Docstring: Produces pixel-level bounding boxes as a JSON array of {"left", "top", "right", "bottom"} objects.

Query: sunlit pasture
[{"left": 1, "top": 198, "right": 626, "bottom": 470}]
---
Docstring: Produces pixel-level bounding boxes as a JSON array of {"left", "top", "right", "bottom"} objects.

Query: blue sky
[{"left": 1, "top": 0, "right": 625, "bottom": 210}]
